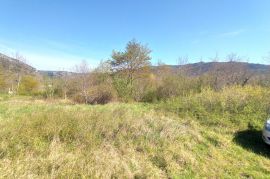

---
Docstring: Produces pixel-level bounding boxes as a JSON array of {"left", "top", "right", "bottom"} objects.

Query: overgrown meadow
[{"left": 0, "top": 86, "right": 270, "bottom": 178}]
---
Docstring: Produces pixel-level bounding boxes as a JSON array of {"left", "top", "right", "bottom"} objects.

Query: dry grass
[{"left": 0, "top": 88, "right": 270, "bottom": 178}]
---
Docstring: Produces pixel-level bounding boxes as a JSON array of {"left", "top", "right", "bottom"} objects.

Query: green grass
[{"left": 0, "top": 86, "right": 270, "bottom": 178}]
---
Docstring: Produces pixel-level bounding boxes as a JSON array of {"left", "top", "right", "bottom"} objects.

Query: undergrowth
[{"left": 0, "top": 86, "right": 270, "bottom": 178}]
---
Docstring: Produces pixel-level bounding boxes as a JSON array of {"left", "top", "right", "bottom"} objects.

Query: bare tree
[
  {"left": 60, "top": 70, "right": 70, "bottom": 100},
  {"left": 264, "top": 52, "right": 270, "bottom": 64},
  {"left": 12, "top": 52, "right": 27, "bottom": 94},
  {"left": 226, "top": 53, "right": 241, "bottom": 62},
  {"left": 178, "top": 56, "right": 189, "bottom": 66},
  {"left": 210, "top": 52, "right": 219, "bottom": 62},
  {"left": 95, "top": 60, "right": 111, "bottom": 74},
  {"left": 209, "top": 54, "right": 253, "bottom": 89},
  {"left": 74, "top": 60, "right": 91, "bottom": 103},
  {"left": 260, "top": 52, "right": 270, "bottom": 86}
]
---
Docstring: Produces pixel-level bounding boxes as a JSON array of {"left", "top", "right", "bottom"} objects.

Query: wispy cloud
[
  {"left": 0, "top": 41, "right": 100, "bottom": 71},
  {"left": 199, "top": 30, "right": 209, "bottom": 35},
  {"left": 218, "top": 29, "right": 246, "bottom": 38},
  {"left": 191, "top": 39, "right": 200, "bottom": 45},
  {"left": 40, "top": 38, "right": 88, "bottom": 53},
  {"left": 22, "top": 52, "right": 97, "bottom": 71}
]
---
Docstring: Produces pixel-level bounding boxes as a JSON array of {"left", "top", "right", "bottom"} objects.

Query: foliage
[
  {"left": 87, "top": 83, "right": 116, "bottom": 104},
  {"left": 109, "top": 39, "right": 152, "bottom": 99},
  {"left": 0, "top": 90, "right": 270, "bottom": 178},
  {"left": 110, "top": 39, "right": 151, "bottom": 74},
  {"left": 156, "top": 85, "right": 270, "bottom": 128},
  {"left": 112, "top": 74, "right": 134, "bottom": 102},
  {"left": 0, "top": 66, "right": 6, "bottom": 91},
  {"left": 73, "top": 72, "right": 117, "bottom": 104},
  {"left": 18, "top": 75, "right": 39, "bottom": 95}
]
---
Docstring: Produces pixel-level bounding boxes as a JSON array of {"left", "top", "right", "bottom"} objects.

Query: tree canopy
[{"left": 110, "top": 39, "right": 151, "bottom": 84}]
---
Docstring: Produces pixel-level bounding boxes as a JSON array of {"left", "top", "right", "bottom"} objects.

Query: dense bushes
[
  {"left": 69, "top": 72, "right": 117, "bottom": 104},
  {"left": 73, "top": 84, "right": 116, "bottom": 104},
  {"left": 156, "top": 75, "right": 202, "bottom": 100},
  {"left": 156, "top": 86, "right": 270, "bottom": 128},
  {"left": 4, "top": 66, "right": 270, "bottom": 107},
  {"left": 17, "top": 68, "right": 270, "bottom": 106}
]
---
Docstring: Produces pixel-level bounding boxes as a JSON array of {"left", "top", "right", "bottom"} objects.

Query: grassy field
[{"left": 0, "top": 86, "right": 270, "bottom": 178}]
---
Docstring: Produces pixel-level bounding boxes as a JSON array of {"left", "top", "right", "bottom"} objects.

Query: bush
[
  {"left": 18, "top": 75, "right": 40, "bottom": 95},
  {"left": 72, "top": 73, "right": 117, "bottom": 104},
  {"left": 87, "top": 84, "right": 117, "bottom": 104},
  {"left": 141, "top": 89, "right": 158, "bottom": 102},
  {"left": 156, "top": 86, "right": 270, "bottom": 127},
  {"left": 156, "top": 75, "right": 201, "bottom": 100},
  {"left": 112, "top": 76, "right": 134, "bottom": 102}
]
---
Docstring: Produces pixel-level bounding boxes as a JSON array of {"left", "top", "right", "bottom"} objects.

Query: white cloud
[{"left": 219, "top": 29, "right": 246, "bottom": 38}]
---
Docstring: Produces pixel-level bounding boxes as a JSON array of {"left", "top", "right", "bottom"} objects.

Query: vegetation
[
  {"left": 18, "top": 75, "right": 40, "bottom": 95},
  {"left": 110, "top": 39, "right": 151, "bottom": 100},
  {"left": 1, "top": 41, "right": 270, "bottom": 178},
  {"left": 0, "top": 86, "right": 270, "bottom": 178},
  {"left": 0, "top": 66, "right": 6, "bottom": 92},
  {"left": 1, "top": 41, "right": 270, "bottom": 104}
]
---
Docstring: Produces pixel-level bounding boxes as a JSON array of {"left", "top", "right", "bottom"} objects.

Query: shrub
[
  {"left": 156, "top": 85, "right": 270, "bottom": 127},
  {"left": 112, "top": 76, "right": 134, "bottom": 102},
  {"left": 87, "top": 84, "right": 117, "bottom": 104},
  {"left": 141, "top": 88, "right": 158, "bottom": 102},
  {"left": 72, "top": 72, "right": 117, "bottom": 104},
  {"left": 156, "top": 75, "right": 201, "bottom": 100},
  {"left": 0, "top": 69, "right": 6, "bottom": 92},
  {"left": 18, "top": 75, "right": 40, "bottom": 95}
]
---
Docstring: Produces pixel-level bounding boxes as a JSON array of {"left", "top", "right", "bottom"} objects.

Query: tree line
[{"left": 1, "top": 39, "right": 270, "bottom": 104}]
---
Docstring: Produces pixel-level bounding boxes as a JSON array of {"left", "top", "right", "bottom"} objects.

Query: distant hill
[
  {"left": 0, "top": 53, "right": 37, "bottom": 74},
  {"left": 38, "top": 70, "right": 75, "bottom": 78},
  {"left": 0, "top": 53, "right": 77, "bottom": 78},
  {"left": 1, "top": 52, "right": 269, "bottom": 77},
  {"left": 168, "top": 61, "right": 270, "bottom": 76}
]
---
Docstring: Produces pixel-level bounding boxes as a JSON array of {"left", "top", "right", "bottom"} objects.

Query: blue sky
[{"left": 0, "top": 0, "right": 270, "bottom": 70}]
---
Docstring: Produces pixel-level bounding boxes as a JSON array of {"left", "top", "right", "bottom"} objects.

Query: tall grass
[
  {"left": 156, "top": 86, "right": 270, "bottom": 128},
  {"left": 0, "top": 86, "right": 270, "bottom": 178}
]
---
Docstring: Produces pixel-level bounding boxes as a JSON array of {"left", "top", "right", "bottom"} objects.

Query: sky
[{"left": 0, "top": 0, "right": 270, "bottom": 70}]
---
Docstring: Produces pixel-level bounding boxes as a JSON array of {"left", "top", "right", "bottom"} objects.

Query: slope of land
[
  {"left": 0, "top": 86, "right": 269, "bottom": 178},
  {"left": 169, "top": 61, "right": 270, "bottom": 76},
  {"left": 0, "top": 53, "right": 36, "bottom": 74}
]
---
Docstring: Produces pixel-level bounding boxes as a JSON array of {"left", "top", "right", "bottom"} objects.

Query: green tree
[{"left": 109, "top": 39, "right": 151, "bottom": 99}]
